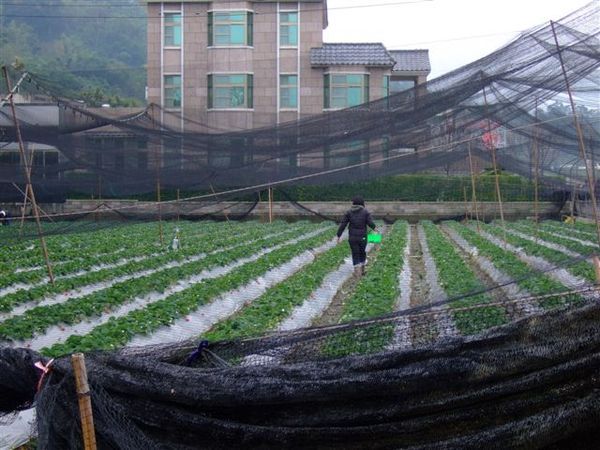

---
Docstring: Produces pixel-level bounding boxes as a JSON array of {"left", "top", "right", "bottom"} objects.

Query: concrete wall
[{"left": 3, "top": 200, "right": 561, "bottom": 223}]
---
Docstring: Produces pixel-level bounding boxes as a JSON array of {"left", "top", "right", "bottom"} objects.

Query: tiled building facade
[{"left": 144, "top": 0, "right": 431, "bottom": 133}]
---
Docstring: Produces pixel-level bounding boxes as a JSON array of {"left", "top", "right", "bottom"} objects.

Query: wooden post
[
  {"left": 176, "top": 188, "right": 180, "bottom": 222},
  {"left": 551, "top": 21, "right": 600, "bottom": 246},
  {"left": 156, "top": 177, "right": 164, "bottom": 245},
  {"left": 592, "top": 255, "right": 600, "bottom": 284},
  {"left": 481, "top": 82, "right": 506, "bottom": 239},
  {"left": 467, "top": 143, "right": 481, "bottom": 231},
  {"left": 3, "top": 66, "right": 55, "bottom": 284},
  {"left": 71, "top": 353, "right": 97, "bottom": 450},
  {"left": 570, "top": 183, "right": 577, "bottom": 221},
  {"left": 463, "top": 185, "right": 469, "bottom": 223},
  {"left": 268, "top": 187, "right": 273, "bottom": 224},
  {"left": 209, "top": 183, "right": 230, "bottom": 223}
]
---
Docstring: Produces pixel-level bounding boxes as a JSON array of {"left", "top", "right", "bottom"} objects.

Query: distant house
[{"left": 143, "top": 0, "right": 431, "bottom": 133}]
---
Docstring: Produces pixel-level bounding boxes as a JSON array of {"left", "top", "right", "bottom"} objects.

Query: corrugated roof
[
  {"left": 311, "top": 43, "right": 396, "bottom": 67},
  {"left": 389, "top": 49, "right": 431, "bottom": 73}
]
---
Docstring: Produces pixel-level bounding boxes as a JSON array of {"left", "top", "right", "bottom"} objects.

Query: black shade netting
[
  {"left": 0, "top": 2, "right": 598, "bottom": 212},
  {"left": 1, "top": 287, "right": 599, "bottom": 449}
]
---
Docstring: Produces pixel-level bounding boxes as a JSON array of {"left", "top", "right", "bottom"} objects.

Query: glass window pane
[
  {"left": 347, "top": 87, "right": 362, "bottom": 106},
  {"left": 229, "top": 74, "right": 246, "bottom": 85},
  {"left": 230, "top": 13, "right": 245, "bottom": 22},
  {"left": 231, "top": 87, "right": 245, "bottom": 106},
  {"left": 230, "top": 24, "right": 245, "bottom": 44},
  {"left": 288, "top": 25, "right": 298, "bottom": 45},
  {"left": 332, "top": 75, "right": 346, "bottom": 84},
  {"left": 346, "top": 74, "right": 363, "bottom": 85}
]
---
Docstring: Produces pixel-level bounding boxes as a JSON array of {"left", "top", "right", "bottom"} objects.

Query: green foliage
[
  {"left": 0, "top": 0, "right": 146, "bottom": 103},
  {"left": 277, "top": 174, "right": 544, "bottom": 202}
]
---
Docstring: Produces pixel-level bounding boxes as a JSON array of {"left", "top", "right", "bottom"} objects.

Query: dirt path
[{"left": 311, "top": 225, "right": 388, "bottom": 327}]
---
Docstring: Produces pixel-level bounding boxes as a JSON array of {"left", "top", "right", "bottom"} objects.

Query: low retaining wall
[{"left": 2, "top": 199, "right": 562, "bottom": 222}]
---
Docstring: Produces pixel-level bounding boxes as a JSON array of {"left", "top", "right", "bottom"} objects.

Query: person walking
[{"left": 336, "top": 196, "right": 376, "bottom": 276}]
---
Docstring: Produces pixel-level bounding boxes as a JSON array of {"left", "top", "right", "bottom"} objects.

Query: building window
[
  {"left": 326, "top": 140, "right": 367, "bottom": 169},
  {"left": 164, "top": 75, "right": 182, "bottom": 109},
  {"left": 390, "top": 78, "right": 416, "bottom": 94},
  {"left": 208, "top": 11, "right": 253, "bottom": 46},
  {"left": 164, "top": 13, "right": 182, "bottom": 47},
  {"left": 280, "top": 11, "right": 298, "bottom": 46},
  {"left": 208, "top": 74, "right": 253, "bottom": 109},
  {"left": 383, "top": 75, "right": 390, "bottom": 97},
  {"left": 324, "top": 74, "right": 369, "bottom": 109},
  {"left": 280, "top": 74, "right": 298, "bottom": 109}
]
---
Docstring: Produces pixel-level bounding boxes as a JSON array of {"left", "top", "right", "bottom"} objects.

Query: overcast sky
[{"left": 323, "top": 0, "right": 593, "bottom": 79}]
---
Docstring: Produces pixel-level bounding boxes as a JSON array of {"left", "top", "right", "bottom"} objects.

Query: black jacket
[{"left": 336, "top": 205, "right": 376, "bottom": 241}]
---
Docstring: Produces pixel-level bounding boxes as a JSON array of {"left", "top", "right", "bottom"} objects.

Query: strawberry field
[{"left": 0, "top": 219, "right": 598, "bottom": 359}]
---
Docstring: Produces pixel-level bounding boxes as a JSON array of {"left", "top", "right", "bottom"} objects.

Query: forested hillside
[{"left": 0, "top": 0, "right": 146, "bottom": 105}]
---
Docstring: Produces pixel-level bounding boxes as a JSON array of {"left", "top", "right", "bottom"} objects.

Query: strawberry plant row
[
  {"left": 42, "top": 227, "right": 335, "bottom": 356},
  {"left": 0, "top": 221, "right": 304, "bottom": 313},
  {"left": 483, "top": 223, "right": 596, "bottom": 283},
  {"left": 509, "top": 221, "right": 598, "bottom": 255},
  {"left": 204, "top": 240, "right": 348, "bottom": 341},
  {"left": 446, "top": 222, "right": 581, "bottom": 309},
  {"left": 0, "top": 221, "right": 283, "bottom": 291},
  {"left": 421, "top": 221, "right": 507, "bottom": 334},
  {"left": 324, "top": 222, "right": 408, "bottom": 358},
  {"left": 0, "top": 220, "right": 234, "bottom": 280},
  {"left": 0, "top": 224, "right": 323, "bottom": 341}
]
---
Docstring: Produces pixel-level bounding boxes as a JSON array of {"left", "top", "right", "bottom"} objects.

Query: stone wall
[{"left": 3, "top": 200, "right": 561, "bottom": 223}]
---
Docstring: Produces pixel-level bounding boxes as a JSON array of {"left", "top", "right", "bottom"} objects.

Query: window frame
[
  {"left": 279, "top": 11, "right": 298, "bottom": 47},
  {"left": 208, "top": 73, "right": 254, "bottom": 110},
  {"left": 324, "top": 73, "right": 370, "bottom": 110},
  {"left": 208, "top": 10, "right": 253, "bottom": 47},
  {"left": 163, "top": 12, "right": 182, "bottom": 47},
  {"left": 279, "top": 74, "right": 298, "bottom": 110},
  {"left": 163, "top": 74, "right": 182, "bottom": 109}
]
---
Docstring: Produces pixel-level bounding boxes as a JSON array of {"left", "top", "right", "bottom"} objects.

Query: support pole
[
  {"left": 209, "top": 183, "right": 230, "bottom": 224},
  {"left": 481, "top": 82, "right": 506, "bottom": 239},
  {"left": 176, "top": 188, "right": 180, "bottom": 222},
  {"left": 533, "top": 98, "right": 540, "bottom": 237},
  {"left": 592, "top": 255, "right": 600, "bottom": 284},
  {"left": 19, "top": 146, "right": 35, "bottom": 235},
  {"left": 268, "top": 187, "right": 273, "bottom": 224},
  {"left": 551, "top": 20, "right": 600, "bottom": 246},
  {"left": 151, "top": 104, "right": 164, "bottom": 245},
  {"left": 71, "top": 353, "right": 97, "bottom": 450},
  {"left": 463, "top": 185, "right": 469, "bottom": 223},
  {"left": 467, "top": 143, "right": 481, "bottom": 231},
  {"left": 3, "top": 66, "right": 54, "bottom": 284}
]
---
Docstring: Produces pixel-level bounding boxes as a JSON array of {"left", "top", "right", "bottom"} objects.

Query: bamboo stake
[
  {"left": 209, "top": 183, "right": 230, "bottom": 223},
  {"left": 268, "top": 187, "right": 273, "bottom": 224},
  {"left": 533, "top": 98, "right": 540, "bottom": 233},
  {"left": 71, "top": 353, "right": 97, "bottom": 450},
  {"left": 551, "top": 20, "right": 600, "bottom": 246},
  {"left": 467, "top": 143, "right": 481, "bottom": 231},
  {"left": 176, "top": 188, "right": 180, "bottom": 222},
  {"left": 463, "top": 185, "right": 469, "bottom": 223},
  {"left": 18, "top": 146, "right": 35, "bottom": 234},
  {"left": 481, "top": 82, "right": 506, "bottom": 240},
  {"left": 3, "top": 66, "right": 54, "bottom": 284},
  {"left": 593, "top": 255, "right": 600, "bottom": 284}
]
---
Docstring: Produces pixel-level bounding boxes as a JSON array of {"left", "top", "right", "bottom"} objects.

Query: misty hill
[{"left": 0, "top": 0, "right": 147, "bottom": 106}]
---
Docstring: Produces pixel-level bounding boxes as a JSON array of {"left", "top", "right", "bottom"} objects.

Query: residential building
[{"left": 143, "top": 0, "right": 431, "bottom": 135}]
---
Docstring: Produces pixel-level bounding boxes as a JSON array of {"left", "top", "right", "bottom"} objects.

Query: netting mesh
[
  {"left": 1, "top": 2, "right": 600, "bottom": 448},
  {"left": 0, "top": 287, "right": 599, "bottom": 449},
  {"left": 1, "top": 1, "right": 598, "bottom": 208}
]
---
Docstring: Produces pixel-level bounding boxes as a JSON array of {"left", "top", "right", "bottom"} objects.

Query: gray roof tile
[
  {"left": 389, "top": 49, "right": 431, "bottom": 72},
  {"left": 310, "top": 43, "right": 396, "bottom": 67}
]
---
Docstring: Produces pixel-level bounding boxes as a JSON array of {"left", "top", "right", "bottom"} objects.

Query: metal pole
[
  {"left": 176, "top": 188, "right": 180, "bottom": 222},
  {"left": 151, "top": 104, "right": 164, "bottom": 245},
  {"left": 467, "top": 143, "right": 481, "bottom": 231},
  {"left": 71, "top": 353, "right": 97, "bottom": 450},
  {"left": 551, "top": 20, "right": 600, "bottom": 246},
  {"left": 3, "top": 66, "right": 55, "bottom": 284}
]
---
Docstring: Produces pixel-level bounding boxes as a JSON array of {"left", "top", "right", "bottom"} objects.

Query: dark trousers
[{"left": 349, "top": 239, "right": 367, "bottom": 266}]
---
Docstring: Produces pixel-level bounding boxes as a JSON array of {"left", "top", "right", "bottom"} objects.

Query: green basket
[{"left": 367, "top": 232, "right": 382, "bottom": 244}]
